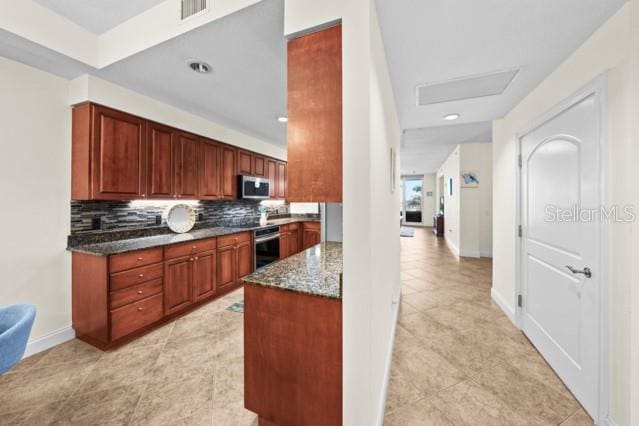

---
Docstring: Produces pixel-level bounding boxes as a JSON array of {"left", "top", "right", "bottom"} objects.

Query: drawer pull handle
[
  {"left": 139, "top": 274, "right": 144, "bottom": 278},
  {"left": 137, "top": 257, "right": 143, "bottom": 261},
  {"left": 137, "top": 290, "right": 143, "bottom": 295},
  {"left": 192, "top": 246, "right": 197, "bottom": 249},
  {"left": 137, "top": 307, "right": 144, "bottom": 312},
  {"left": 194, "top": 257, "right": 199, "bottom": 260}
]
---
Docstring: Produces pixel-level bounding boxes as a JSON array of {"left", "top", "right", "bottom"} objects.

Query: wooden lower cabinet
[
  {"left": 236, "top": 241, "right": 253, "bottom": 279},
  {"left": 164, "top": 256, "right": 193, "bottom": 315},
  {"left": 72, "top": 232, "right": 250, "bottom": 350},
  {"left": 302, "top": 222, "right": 321, "bottom": 250},
  {"left": 280, "top": 223, "right": 303, "bottom": 259},
  {"left": 217, "top": 245, "right": 236, "bottom": 290},
  {"left": 217, "top": 232, "right": 254, "bottom": 291},
  {"left": 245, "top": 284, "right": 342, "bottom": 425},
  {"left": 193, "top": 250, "right": 216, "bottom": 301},
  {"left": 111, "top": 294, "right": 163, "bottom": 342}
]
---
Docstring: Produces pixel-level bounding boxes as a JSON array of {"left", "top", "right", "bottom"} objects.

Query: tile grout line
[{"left": 127, "top": 321, "right": 176, "bottom": 426}]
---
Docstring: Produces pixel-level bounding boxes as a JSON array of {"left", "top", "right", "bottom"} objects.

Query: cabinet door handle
[
  {"left": 137, "top": 257, "right": 143, "bottom": 261},
  {"left": 137, "top": 290, "right": 143, "bottom": 295},
  {"left": 138, "top": 274, "right": 144, "bottom": 278},
  {"left": 194, "top": 257, "right": 199, "bottom": 260},
  {"left": 192, "top": 246, "right": 197, "bottom": 250},
  {"left": 137, "top": 307, "right": 144, "bottom": 312}
]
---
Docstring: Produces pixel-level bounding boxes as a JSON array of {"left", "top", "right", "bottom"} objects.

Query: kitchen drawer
[
  {"left": 110, "top": 278, "right": 162, "bottom": 310},
  {"left": 110, "top": 293, "right": 163, "bottom": 341},
  {"left": 303, "top": 222, "right": 321, "bottom": 230},
  {"left": 287, "top": 223, "right": 300, "bottom": 231},
  {"left": 110, "top": 263, "right": 163, "bottom": 291},
  {"left": 109, "top": 248, "right": 163, "bottom": 273},
  {"left": 165, "top": 238, "right": 216, "bottom": 260},
  {"left": 217, "top": 232, "right": 252, "bottom": 248}
]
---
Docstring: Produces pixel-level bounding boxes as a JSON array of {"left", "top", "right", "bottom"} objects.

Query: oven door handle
[{"left": 255, "top": 233, "right": 280, "bottom": 244}]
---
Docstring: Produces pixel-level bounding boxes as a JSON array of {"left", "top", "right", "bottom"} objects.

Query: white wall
[
  {"left": 492, "top": 4, "right": 635, "bottom": 424},
  {"left": 369, "top": 3, "right": 401, "bottom": 424},
  {"left": 285, "top": 1, "right": 400, "bottom": 424},
  {"left": 69, "top": 75, "right": 286, "bottom": 160},
  {"left": 460, "top": 143, "right": 492, "bottom": 257},
  {"left": 0, "top": 57, "right": 73, "bottom": 351},
  {"left": 437, "top": 147, "right": 460, "bottom": 254},
  {"left": 436, "top": 144, "right": 492, "bottom": 258}
]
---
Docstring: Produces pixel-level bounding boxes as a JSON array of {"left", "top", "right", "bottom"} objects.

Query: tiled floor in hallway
[
  {"left": 0, "top": 289, "right": 255, "bottom": 426},
  {"left": 385, "top": 227, "right": 592, "bottom": 425}
]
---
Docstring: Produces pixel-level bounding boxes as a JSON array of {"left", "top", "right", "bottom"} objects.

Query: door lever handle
[{"left": 565, "top": 266, "right": 592, "bottom": 279}]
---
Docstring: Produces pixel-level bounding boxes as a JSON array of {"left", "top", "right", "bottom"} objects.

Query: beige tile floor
[
  {"left": 385, "top": 227, "right": 592, "bottom": 425},
  {"left": 1, "top": 228, "right": 593, "bottom": 425},
  {"left": 0, "top": 289, "right": 257, "bottom": 426}
]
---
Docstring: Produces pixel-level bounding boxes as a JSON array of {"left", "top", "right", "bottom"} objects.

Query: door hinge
[
  {"left": 518, "top": 154, "right": 522, "bottom": 168},
  {"left": 518, "top": 225, "right": 522, "bottom": 238},
  {"left": 517, "top": 294, "right": 523, "bottom": 307}
]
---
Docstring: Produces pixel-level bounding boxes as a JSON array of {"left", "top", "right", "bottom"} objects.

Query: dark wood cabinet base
[
  {"left": 244, "top": 283, "right": 342, "bottom": 426},
  {"left": 75, "top": 281, "right": 242, "bottom": 351}
]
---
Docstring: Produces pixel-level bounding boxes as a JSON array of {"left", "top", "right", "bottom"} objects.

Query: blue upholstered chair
[{"left": 0, "top": 304, "right": 36, "bottom": 375}]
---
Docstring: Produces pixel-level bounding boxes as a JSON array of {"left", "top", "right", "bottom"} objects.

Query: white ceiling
[
  {"left": 377, "top": 0, "right": 625, "bottom": 173},
  {"left": 96, "top": 0, "right": 286, "bottom": 145},
  {"left": 34, "top": 0, "right": 167, "bottom": 34},
  {"left": 401, "top": 122, "right": 492, "bottom": 175}
]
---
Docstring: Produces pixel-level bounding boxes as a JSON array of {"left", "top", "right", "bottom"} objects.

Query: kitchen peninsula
[{"left": 243, "top": 242, "right": 343, "bottom": 426}]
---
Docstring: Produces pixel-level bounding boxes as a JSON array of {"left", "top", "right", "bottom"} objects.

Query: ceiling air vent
[
  {"left": 417, "top": 68, "right": 520, "bottom": 106},
  {"left": 181, "top": 0, "right": 209, "bottom": 21}
]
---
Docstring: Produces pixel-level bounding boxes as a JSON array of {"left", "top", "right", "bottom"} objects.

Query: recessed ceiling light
[
  {"left": 188, "top": 60, "right": 212, "bottom": 74},
  {"left": 443, "top": 113, "right": 460, "bottom": 121},
  {"left": 277, "top": 116, "right": 288, "bottom": 123}
]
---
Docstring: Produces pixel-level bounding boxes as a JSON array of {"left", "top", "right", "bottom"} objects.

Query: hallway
[{"left": 385, "top": 228, "right": 591, "bottom": 425}]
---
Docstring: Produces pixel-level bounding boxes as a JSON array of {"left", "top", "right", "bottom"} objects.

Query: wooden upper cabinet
[
  {"left": 220, "top": 145, "right": 237, "bottom": 200},
  {"left": 276, "top": 161, "right": 287, "bottom": 199},
  {"left": 237, "top": 149, "right": 253, "bottom": 175},
  {"left": 72, "top": 102, "right": 281, "bottom": 201},
  {"left": 287, "top": 25, "right": 342, "bottom": 202},
  {"left": 72, "top": 104, "right": 147, "bottom": 200},
  {"left": 253, "top": 155, "right": 266, "bottom": 177},
  {"left": 267, "top": 159, "right": 277, "bottom": 198},
  {"left": 198, "top": 139, "right": 221, "bottom": 200},
  {"left": 174, "top": 132, "right": 198, "bottom": 199},
  {"left": 147, "top": 122, "right": 174, "bottom": 199}
]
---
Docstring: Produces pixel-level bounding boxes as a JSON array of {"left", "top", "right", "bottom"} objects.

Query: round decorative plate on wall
[{"left": 166, "top": 204, "right": 196, "bottom": 233}]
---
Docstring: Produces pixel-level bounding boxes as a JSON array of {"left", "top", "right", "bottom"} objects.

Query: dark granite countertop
[
  {"left": 242, "top": 242, "right": 343, "bottom": 300},
  {"left": 67, "top": 218, "right": 319, "bottom": 256}
]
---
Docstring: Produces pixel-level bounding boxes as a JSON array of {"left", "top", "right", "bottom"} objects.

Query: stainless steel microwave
[{"left": 239, "top": 175, "right": 271, "bottom": 199}]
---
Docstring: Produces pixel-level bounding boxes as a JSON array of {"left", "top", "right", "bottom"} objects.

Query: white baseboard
[
  {"left": 490, "top": 287, "right": 516, "bottom": 325},
  {"left": 459, "top": 249, "right": 481, "bottom": 258},
  {"left": 375, "top": 293, "right": 401, "bottom": 426},
  {"left": 23, "top": 326, "right": 75, "bottom": 358},
  {"left": 601, "top": 415, "right": 617, "bottom": 426},
  {"left": 444, "top": 237, "right": 460, "bottom": 256},
  {"left": 480, "top": 250, "right": 493, "bottom": 258}
]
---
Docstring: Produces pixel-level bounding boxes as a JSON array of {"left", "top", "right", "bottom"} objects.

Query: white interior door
[{"left": 520, "top": 89, "right": 602, "bottom": 419}]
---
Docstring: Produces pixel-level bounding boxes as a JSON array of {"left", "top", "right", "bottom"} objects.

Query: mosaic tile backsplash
[{"left": 70, "top": 200, "right": 291, "bottom": 234}]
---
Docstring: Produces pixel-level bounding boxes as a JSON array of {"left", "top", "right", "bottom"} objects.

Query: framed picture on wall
[{"left": 461, "top": 170, "right": 480, "bottom": 188}]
